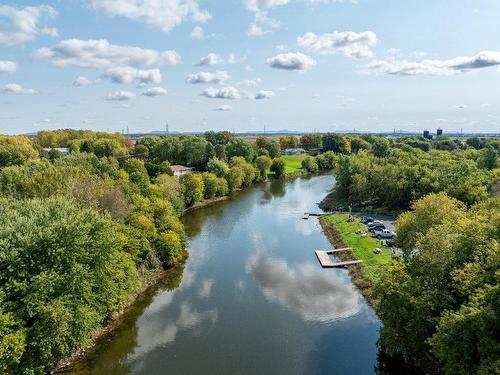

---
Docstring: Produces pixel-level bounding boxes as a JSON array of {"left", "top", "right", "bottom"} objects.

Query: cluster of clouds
[
  {"left": 363, "top": 51, "right": 500, "bottom": 76},
  {"left": 297, "top": 30, "right": 377, "bottom": 58},
  {"left": 201, "top": 86, "right": 275, "bottom": 100},
  {"left": 0, "top": 4, "right": 58, "bottom": 46},
  {"left": 186, "top": 71, "right": 230, "bottom": 84},
  {"left": 0, "top": 61, "right": 17, "bottom": 74},
  {"left": 89, "top": 0, "right": 211, "bottom": 33}
]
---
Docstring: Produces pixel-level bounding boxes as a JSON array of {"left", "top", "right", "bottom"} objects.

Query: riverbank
[
  {"left": 319, "top": 214, "right": 396, "bottom": 305},
  {"left": 53, "top": 258, "right": 187, "bottom": 373}
]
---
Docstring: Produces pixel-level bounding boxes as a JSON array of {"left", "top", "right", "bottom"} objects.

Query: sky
[{"left": 1, "top": 0, "right": 500, "bottom": 135}]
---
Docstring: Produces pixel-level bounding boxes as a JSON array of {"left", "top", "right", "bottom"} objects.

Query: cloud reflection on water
[{"left": 246, "top": 253, "right": 362, "bottom": 323}]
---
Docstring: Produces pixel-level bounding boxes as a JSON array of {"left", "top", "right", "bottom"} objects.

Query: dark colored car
[
  {"left": 361, "top": 216, "right": 375, "bottom": 223},
  {"left": 369, "top": 224, "right": 386, "bottom": 232}
]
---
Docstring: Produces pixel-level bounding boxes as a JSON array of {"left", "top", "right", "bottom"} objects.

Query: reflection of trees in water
[
  {"left": 65, "top": 262, "right": 186, "bottom": 375},
  {"left": 375, "top": 341, "right": 425, "bottom": 375},
  {"left": 182, "top": 204, "right": 227, "bottom": 238},
  {"left": 262, "top": 178, "right": 287, "bottom": 202}
]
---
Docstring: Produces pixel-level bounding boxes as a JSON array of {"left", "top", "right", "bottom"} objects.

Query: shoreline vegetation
[
  {"left": 1, "top": 130, "right": 498, "bottom": 374},
  {"left": 319, "top": 214, "right": 394, "bottom": 306}
]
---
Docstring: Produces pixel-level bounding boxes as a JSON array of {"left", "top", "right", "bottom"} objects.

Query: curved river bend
[{"left": 68, "top": 175, "right": 381, "bottom": 375}]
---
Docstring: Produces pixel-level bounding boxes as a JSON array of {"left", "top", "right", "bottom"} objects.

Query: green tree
[
  {"left": 0, "top": 136, "right": 38, "bottom": 167},
  {"left": 225, "top": 166, "right": 244, "bottom": 191},
  {"left": 270, "top": 157, "right": 286, "bottom": 177},
  {"left": 202, "top": 172, "right": 219, "bottom": 199},
  {"left": 301, "top": 156, "right": 319, "bottom": 172},
  {"left": 300, "top": 134, "right": 322, "bottom": 150},
  {"left": 207, "top": 158, "right": 229, "bottom": 177},
  {"left": 255, "top": 155, "right": 272, "bottom": 179},
  {"left": 226, "top": 138, "right": 255, "bottom": 162},
  {"left": 371, "top": 137, "right": 391, "bottom": 157},
  {"left": 180, "top": 173, "right": 204, "bottom": 206}
]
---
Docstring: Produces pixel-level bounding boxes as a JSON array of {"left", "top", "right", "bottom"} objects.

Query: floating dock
[
  {"left": 302, "top": 213, "right": 310, "bottom": 219},
  {"left": 315, "top": 249, "right": 362, "bottom": 268}
]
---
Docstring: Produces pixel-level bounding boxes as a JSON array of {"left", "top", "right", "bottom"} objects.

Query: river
[{"left": 67, "top": 174, "right": 382, "bottom": 375}]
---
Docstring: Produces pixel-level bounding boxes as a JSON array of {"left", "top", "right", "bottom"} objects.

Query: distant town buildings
[
  {"left": 170, "top": 165, "right": 194, "bottom": 177},
  {"left": 423, "top": 129, "right": 444, "bottom": 139}
]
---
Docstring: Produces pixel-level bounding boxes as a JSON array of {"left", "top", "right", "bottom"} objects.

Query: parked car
[
  {"left": 367, "top": 220, "right": 384, "bottom": 228},
  {"left": 373, "top": 228, "right": 395, "bottom": 239},
  {"left": 361, "top": 216, "right": 375, "bottom": 223},
  {"left": 369, "top": 224, "right": 386, "bottom": 232}
]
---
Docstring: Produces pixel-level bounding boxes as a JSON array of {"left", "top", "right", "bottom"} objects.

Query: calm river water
[{"left": 67, "top": 174, "right": 382, "bottom": 374}]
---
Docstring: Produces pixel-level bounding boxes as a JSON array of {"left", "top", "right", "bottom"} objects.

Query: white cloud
[
  {"left": 411, "top": 51, "right": 428, "bottom": 58},
  {"left": 387, "top": 48, "right": 400, "bottom": 55},
  {"left": 186, "top": 70, "right": 230, "bottom": 84},
  {"left": 238, "top": 78, "right": 262, "bottom": 87},
  {"left": 106, "top": 91, "right": 135, "bottom": 101},
  {"left": 201, "top": 86, "right": 275, "bottom": 100},
  {"left": 142, "top": 87, "right": 167, "bottom": 96},
  {"left": 73, "top": 76, "right": 92, "bottom": 87},
  {"left": 254, "top": 90, "right": 275, "bottom": 99},
  {"left": 244, "top": 65, "right": 254, "bottom": 71},
  {"left": 0, "top": 61, "right": 17, "bottom": 74},
  {"left": 201, "top": 86, "right": 240, "bottom": 99},
  {"left": 267, "top": 52, "right": 316, "bottom": 70},
  {"left": 104, "top": 67, "right": 162, "bottom": 84},
  {"left": 246, "top": 253, "right": 361, "bottom": 322},
  {"left": 89, "top": 0, "right": 211, "bottom": 33},
  {"left": 33, "top": 39, "right": 181, "bottom": 69},
  {"left": 215, "top": 105, "right": 233, "bottom": 111},
  {"left": 297, "top": 30, "right": 377, "bottom": 58},
  {"left": 196, "top": 53, "right": 225, "bottom": 66},
  {"left": 247, "top": 11, "right": 279, "bottom": 36},
  {"left": 196, "top": 53, "right": 243, "bottom": 66},
  {"left": 190, "top": 26, "right": 205, "bottom": 39},
  {"left": 243, "top": 0, "right": 289, "bottom": 12},
  {"left": 2, "top": 83, "right": 37, "bottom": 95},
  {"left": 363, "top": 51, "right": 500, "bottom": 76},
  {"left": 0, "top": 5, "right": 58, "bottom": 46},
  {"left": 198, "top": 279, "right": 215, "bottom": 298}
]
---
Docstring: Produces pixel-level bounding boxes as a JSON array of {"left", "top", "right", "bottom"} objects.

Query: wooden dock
[{"left": 315, "top": 250, "right": 362, "bottom": 268}]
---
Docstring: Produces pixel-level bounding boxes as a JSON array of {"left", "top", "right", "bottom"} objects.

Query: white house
[{"left": 171, "top": 165, "right": 194, "bottom": 177}]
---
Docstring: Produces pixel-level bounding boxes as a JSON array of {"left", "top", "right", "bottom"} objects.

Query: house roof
[{"left": 170, "top": 165, "right": 193, "bottom": 172}]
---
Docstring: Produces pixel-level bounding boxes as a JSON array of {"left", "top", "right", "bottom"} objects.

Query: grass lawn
[
  {"left": 282, "top": 154, "right": 307, "bottom": 174},
  {"left": 321, "top": 214, "right": 395, "bottom": 282}
]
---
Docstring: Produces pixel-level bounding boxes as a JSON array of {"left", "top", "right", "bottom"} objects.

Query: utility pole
[{"left": 165, "top": 121, "right": 169, "bottom": 136}]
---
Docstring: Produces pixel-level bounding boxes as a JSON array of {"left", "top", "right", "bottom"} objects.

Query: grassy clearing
[
  {"left": 282, "top": 154, "right": 307, "bottom": 174},
  {"left": 321, "top": 214, "right": 394, "bottom": 283}
]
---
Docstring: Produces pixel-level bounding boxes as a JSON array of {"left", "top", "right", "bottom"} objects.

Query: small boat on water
[{"left": 302, "top": 213, "right": 310, "bottom": 220}]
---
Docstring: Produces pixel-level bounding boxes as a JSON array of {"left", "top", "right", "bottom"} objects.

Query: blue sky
[{"left": 1, "top": 0, "right": 500, "bottom": 135}]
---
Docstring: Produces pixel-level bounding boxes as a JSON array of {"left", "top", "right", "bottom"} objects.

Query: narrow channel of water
[{"left": 67, "top": 174, "right": 382, "bottom": 374}]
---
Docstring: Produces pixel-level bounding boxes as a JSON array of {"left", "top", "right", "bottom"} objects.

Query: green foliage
[
  {"left": 0, "top": 136, "right": 39, "bottom": 168},
  {"left": 314, "top": 151, "right": 336, "bottom": 170},
  {"left": 180, "top": 173, "right": 204, "bottom": 206},
  {"left": 255, "top": 137, "right": 281, "bottom": 158},
  {"left": 374, "top": 194, "right": 500, "bottom": 374},
  {"left": 330, "top": 149, "right": 492, "bottom": 211},
  {"left": 300, "top": 133, "right": 322, "bottom": 150},
  {"left": 255, "top": 155, "right": 272, "bottom": 178},
  {"left": 0, "top": 197, "right": 140, "bottom": 370},
  {"left": 225, "top": 165, "right": 244, "bottom": 191},
  {"left": 270, "top": 157, "right": 286, "bottom": 177},
  {"left": 321, "top": 133, "right": 351, "bottom": 154},
  {"left": 301, "top": 156, "right": 319, "bottom": 172},
  {"left": 371, "top": 137, "right": 391, "bottom": 157},
  {"left": 202, "top": 172, "right": 218, "bottom": 199},
  {"left": 226, "top": 138, "right": 255, "bottom": 162},
  {"left": 207, "top": 157, "right": 229, "bottom": 177},
  {"left": 278, "top": 136, "right": 300, "bottom": 149}
]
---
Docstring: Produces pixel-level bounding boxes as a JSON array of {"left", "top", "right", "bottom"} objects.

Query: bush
[
  {"left": 301, "top": 156, "right": 319, "bottom": 172},
  {"left": 180, "top": 173, "right": 204, "bottom": 207},
  {"left": 270, "top": 158, "right": 286, "bottom": 177}
]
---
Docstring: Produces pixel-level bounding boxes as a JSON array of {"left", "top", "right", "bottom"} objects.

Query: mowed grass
[
  {"left": 321, "top": 214, "right": 395, "bottom": 282},
  {"left": 282, "top": 154, "right": 307, "bottom": 174}
]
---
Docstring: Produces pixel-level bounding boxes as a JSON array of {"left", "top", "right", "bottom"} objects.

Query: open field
[
  {"left": 320, "top": 214, "right": 395, "bottom": 283},
  {"left": 282, "top": 154, "right": 307, "bottom": 174}
]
